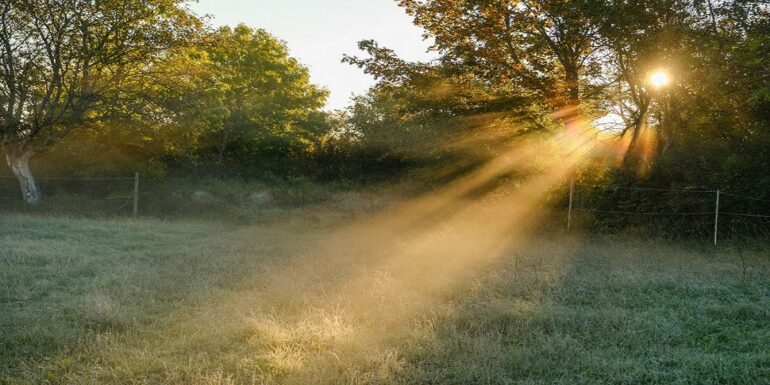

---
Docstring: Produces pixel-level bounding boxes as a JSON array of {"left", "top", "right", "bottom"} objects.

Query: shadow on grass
[{"left": 397, "top": 237, "right": 770, "bottom": 384}]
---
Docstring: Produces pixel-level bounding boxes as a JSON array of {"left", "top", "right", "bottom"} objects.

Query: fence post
[
  {"left": 133, "top": 172, "right": 139, "bottom": 219},
  {"left": 713, "top": 189, "right": 720, "bottom": 245},
  {"left": 567, "top": 176, "right": 575, "bottom": 231}
]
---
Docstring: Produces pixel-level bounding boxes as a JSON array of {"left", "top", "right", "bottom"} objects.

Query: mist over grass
[
  {"left": 2, "top": 202, "right": 769, "bottom": 384},
  {"left": 2, "top": 2, "right": 769, "bottom": 383}
]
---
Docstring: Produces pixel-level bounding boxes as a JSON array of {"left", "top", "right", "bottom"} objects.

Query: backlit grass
[{"left": 1, "top": 209, "right": 769, "bottom": 384}]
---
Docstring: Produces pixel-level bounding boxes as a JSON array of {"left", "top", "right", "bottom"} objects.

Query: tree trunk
[
  {"left": 658, "top": 100, "right": 673, "bottom": 156},
  {"left": 217, "top": 128, "right": 230, "bottom": 165},
  {"left": 565, "top": 66, "right": 580, "bottom": 108},
  {"left": 5, "top": 149, "right": 41, "bottom": 204}
]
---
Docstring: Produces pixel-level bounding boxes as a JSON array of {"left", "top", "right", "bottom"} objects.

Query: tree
[
  {"left": 398, "top": 0, "right": 602, "bottom": 109},
  {"left": 199, "top": 25, "right": 328, "bottom": 166},
  {"left": 342, "top": 39, "right": 549, "bottom": 179},
  {"left": 0, "top": 0, "right": 198, "bottom": 203},
  {"left": 592, "top": 0, "right": 767, "bottom": 165}
]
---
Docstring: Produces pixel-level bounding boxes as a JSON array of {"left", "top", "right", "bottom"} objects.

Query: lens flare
[{"left": 649, "top": 70, "right": 670, "bottom": 88}]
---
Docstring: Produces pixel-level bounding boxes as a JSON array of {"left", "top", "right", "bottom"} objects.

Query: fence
[
  {"left": 1, "top": 172, "right": 769, "bottom": 242},
  {"left": 0, "top": 172, "right": 140, "bottom": 218},
  {"left": 566, "top": 180, "right": 770, "bottom": 244}
]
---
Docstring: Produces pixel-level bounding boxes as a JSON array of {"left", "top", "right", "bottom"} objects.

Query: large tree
[
  {"left": 0, "top": 0, "right": 198, "bottom": 203},
  {"left": 199, "top": 25, "right": 328, "bottom": 165},
  {"left": 399, "top": 0, "right": 602, "bottom": 109},
  {"left": 591, "top": 0, "right": 767, "bottom": 163}
]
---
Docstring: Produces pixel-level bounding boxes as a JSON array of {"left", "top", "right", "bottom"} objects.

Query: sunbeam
[{"left": 194, "top": 107, "right": 603, "bottom": 381}]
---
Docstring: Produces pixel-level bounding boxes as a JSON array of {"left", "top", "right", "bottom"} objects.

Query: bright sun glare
[{"left": 649, "top": 70, "right": 671, "bottom": 88}]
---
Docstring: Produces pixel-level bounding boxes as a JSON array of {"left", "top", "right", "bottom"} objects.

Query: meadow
[
  {"left": 3, "top": 0, "right": 770, "bottom": 383},
  {"left": 2, "top": 190, "right": 770, "bottom": 385}
]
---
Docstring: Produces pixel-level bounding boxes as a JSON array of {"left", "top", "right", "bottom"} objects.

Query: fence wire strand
[
  {"left": 0, "top": 175, "right": 136, "bottom": 214},
  {"left": 0, "top": 176, "right": 134, "bottom": 181},
  {"left": 577, "top": 183, "right": 716, "bottom": 193},
  {"left": 720, "top": 212, "right": 770, "bottom": 218},
  {"left": 574, "top": 208, "right": 713, "bottom": 216},
  {"left": 720, "top": 191, "right": 770, "bottom": 203},
  {"left": 573, "top": 183, "right": 770, "bottom": 220}
]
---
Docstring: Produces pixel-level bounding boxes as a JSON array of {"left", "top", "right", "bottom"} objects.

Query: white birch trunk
[{"left": 5, "top": 150, "right": 40, "bottom": 204}]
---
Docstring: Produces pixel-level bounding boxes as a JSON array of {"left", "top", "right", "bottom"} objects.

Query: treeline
[{"left": 2, "top": 0, "right": 770, "bottom": 233}]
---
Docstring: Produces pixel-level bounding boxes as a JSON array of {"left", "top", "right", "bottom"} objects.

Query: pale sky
[{"left": 188, "top": 0, "right": 437, "bottom": 110}]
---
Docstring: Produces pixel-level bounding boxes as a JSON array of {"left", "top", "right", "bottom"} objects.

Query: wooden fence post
[
  {"left": 567, "top": 176, "right": 575, "bottom": 231},
  {"left": 133, "top": 172, "right": 139, "bottom": 219},
  {"left": 713, "top": 189, "right": 720, "bottom": 245}
]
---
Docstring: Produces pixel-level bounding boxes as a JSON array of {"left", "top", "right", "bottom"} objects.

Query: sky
[{"left": 188, "top": 0, "right": 437, "bottom": 110}]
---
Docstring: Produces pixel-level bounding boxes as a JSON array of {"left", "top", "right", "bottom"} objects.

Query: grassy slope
[{"left": 1, "top": 212, "right": 769, "bottom": 384}]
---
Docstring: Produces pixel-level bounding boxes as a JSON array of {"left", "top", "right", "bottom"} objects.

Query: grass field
[{"left": 2, "top": 197, "right": 770, "bottom": 384}]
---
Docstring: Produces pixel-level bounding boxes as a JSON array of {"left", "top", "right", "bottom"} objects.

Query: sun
[{"left": 649, "top": 70, "right": 671, "bottom": 88}]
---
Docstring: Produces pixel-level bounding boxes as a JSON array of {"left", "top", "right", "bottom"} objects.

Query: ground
[{"left": 2, "top": 197, "right": 770, "bottom": 384}]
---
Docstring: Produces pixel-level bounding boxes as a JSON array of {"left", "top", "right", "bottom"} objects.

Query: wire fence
[
  {"left": 1, "top": 173, "right": 769, "bottom": 243},
  {"left": 567, "top": 182, "right": 770, "bottom": 244},
  {"left": 0, "top": 173, "right": 139, "bottom": 217}
]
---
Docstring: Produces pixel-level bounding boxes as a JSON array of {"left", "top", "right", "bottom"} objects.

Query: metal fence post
[
  {"left": 567, "top": 176, "right": 575, "bottom": 231},
  {"left": 133, "top": 172, "right": 139, "bottom": 218},
  {"left": 713, "top": 189, "right": 720, "bottom": 245}
]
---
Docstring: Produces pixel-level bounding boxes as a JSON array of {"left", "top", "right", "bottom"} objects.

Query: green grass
[{"left": 1, "top": 209, "right": 769, "bottom": 384}]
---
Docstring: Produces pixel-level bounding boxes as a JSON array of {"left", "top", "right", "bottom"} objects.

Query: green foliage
[
  {"left": 338, "top": 39, "right": 554, "bottom": 180},
  {"left": 4, "top": 21, "right": 334, "bottom": 183},
  {"left": 0, "top": 0, "right": 201, "bottom": 151},
  {"left": 104, "top": 23, "right": 332, "bottom": 173},
  {"left": 196, "top": 25, "right": 329, "bottom": 164}
]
